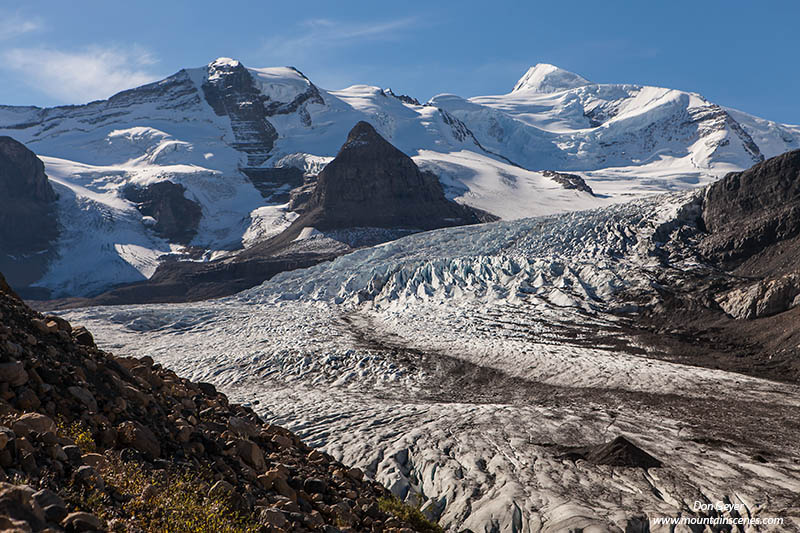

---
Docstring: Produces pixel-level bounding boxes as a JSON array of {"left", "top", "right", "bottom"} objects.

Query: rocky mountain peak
[
  {"left": 209, "top": 57, "right": 241, "bottom": 69},
  {"left": 304, "top": 121, "right": 489, "bottom": 230},
  {"left": 311, "top": 121, "right": 455, "bottom": 219},
  {"left": 512, "top": 63, "right": 592, "bottom": 93},
  {"left": 201, "top": 57, "right": 278, "bottom": 168},
  {"left": 338, "top": 120, "right": 392, "bottom": 152}
]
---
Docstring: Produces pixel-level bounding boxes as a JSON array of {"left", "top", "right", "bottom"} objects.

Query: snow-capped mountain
[
  {"left": 1, "top": 58, "right": 799, "bottom": 298},
  {"left": 433, "top": 63, "right": 800, "bottom": 194}
]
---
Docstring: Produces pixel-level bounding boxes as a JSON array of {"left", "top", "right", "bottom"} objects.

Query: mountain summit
[{"left": 512, "top": 63, "right": 592, "bottom": 93}]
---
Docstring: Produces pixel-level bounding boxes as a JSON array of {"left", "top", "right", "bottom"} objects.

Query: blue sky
[{"left": 0, "top": 1, "right": 797, "bottom": 123}]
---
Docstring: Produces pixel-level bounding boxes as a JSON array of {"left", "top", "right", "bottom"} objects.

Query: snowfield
[{"left": 64, "top": 191, "right": 800, "bottom": 532}]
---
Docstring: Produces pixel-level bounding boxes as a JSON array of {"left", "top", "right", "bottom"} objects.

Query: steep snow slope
[
  {"left": 725, "top": 107, "right": 800, "bottom": 158},
  {"left": 64, "top": 192, "right": 800, "bottom": 532}
]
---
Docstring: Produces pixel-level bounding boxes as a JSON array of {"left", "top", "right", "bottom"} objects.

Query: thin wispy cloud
[
  {"left": 261, "top": 17, "right": 420, "bottom": 63},
  {"left": 0, "top": 9, "right": 44, "bottom": 40},
  {"left": 1, "top": 45, "right": 161, "bottom": 103}
]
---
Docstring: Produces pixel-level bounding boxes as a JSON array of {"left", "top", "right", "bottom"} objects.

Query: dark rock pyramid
[
  {"left": 0, "top": 137, "right": 59, "bottom": 293},
  {"left": 560, "top": 436, "right": 662, "bottom": 469},
  {"left": 284, "top": 120, "right": 493, "bottom": 236}
]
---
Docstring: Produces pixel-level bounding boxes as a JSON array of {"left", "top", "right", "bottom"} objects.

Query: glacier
[{"left": 62, "top": 190, "right": 800, "bottom": 532}]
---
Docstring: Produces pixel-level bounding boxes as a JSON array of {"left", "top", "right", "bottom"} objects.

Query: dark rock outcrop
[
  {"left": 201, "top": 59, "right": 323, "bottom": 201},
  {"left": 285, "top": 121, "right": 494, "bottom": 234},
  {"left": 0, "top": 275, "right": 436, "bottom": 532},
  {"left": 560, "top": 436, "right": 662, "bottom": 469},
  {"left": 701, "top": 149, "right": 800, "bottom": 265},
  {"left": 633, "top": 150, "right": 800, "bottom": 383},
  {"left": 0, "top": 137, "right": 58, "bottom": 291},
  {"left": 542, "top": 170, "right": 595, "bottom": 196},
  {"left": 384, "top": 89, "right": 421, "bottom": 106},
  {"left": 716, "top": 272, "right": 800, "bottom": 320},
  {"left": 242, "top": 166, "right": 305, "bottom": 202},
  {"left": 0, "top": 137, "right": 56, "bottom": 203},
  {"left": 698, "top": 149, "right": 800, "bottom": 320},
  {"left": 122, "top": 181, "right": 202, "bottom": 245},
  {"left": 201, "top": 59, "right": 279, "bottom": 167}
]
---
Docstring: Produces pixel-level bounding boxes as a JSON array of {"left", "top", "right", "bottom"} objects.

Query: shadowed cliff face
[
  {"left": 293, "top": 121, "right": 492, "bottom": 232},
  {"left": 202, "top": 59, "right": 279, "bottom": 168},
  {"left": 702, "top": 149, "right": 800, "bottom": 266},
  {"left": 200, "top": 59, "right": 322, "bottom": 202},
  {"left": 0, "top": 137, "right": 58, "bottom": 291},
  {"left": 123, "top": 182, "right": 202, "bottom": 245}
]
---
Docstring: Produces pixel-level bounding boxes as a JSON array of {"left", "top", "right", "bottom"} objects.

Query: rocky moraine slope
[{"left": 0, "top": 272, "right": 440, "bottom": 532}]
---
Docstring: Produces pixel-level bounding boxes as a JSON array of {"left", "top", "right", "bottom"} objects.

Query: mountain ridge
[{"left": 0, "top": 57, "right": 798, "bottom": 299}]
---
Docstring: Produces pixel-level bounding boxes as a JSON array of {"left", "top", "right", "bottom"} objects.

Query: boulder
[
  {"left": 0, "top": 483, "right": 46, "bottom": 530},
  {"left": 303, "top": 478, "right": 327, "bottom": 494},
  {"left": 717, "top": 273, "right": 800, "bottom": 319},
  {"left": 229, "top": 416, "right": 260, "bottom": 438},
  {"left": 32, "top": 488, "right": 67, "bottom": 523},
  {"left": 62, "top": 511, "right": 102, "bottom": 532},
  {"left": 260, "top": 507, "right": 288, "bottom": 528},
  {"left": 80, "top": 453, "right": 108, "bottom": 470},
  {"left": 0, "top": 361, "right": 28, "bottom": 387},
  {"left": 73, "top": 465, "right": 104, "bottom": 490},
  {"left": 12, "top": 413, "right": 57, "bottom": 436},
  {"left": 237, "top": 438, "right": 266, "bottom": 471},
  {"left": 208, "top": 479, "right": 248, "bottom": 513},
  {"left": 271, "top": 434, "right": 292, "bottom": 449},
  {"left": 117, "top": 421, "right": 161, "bottom": 458},
  {"left": 67, "top": 386, "right": 98, "bottom": 413},
  {"left": 0, "top": 427, "right": 13, "bottom": 450},
  {"left": 71, "top": 327, "right": 95, "bottom": 348}
]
